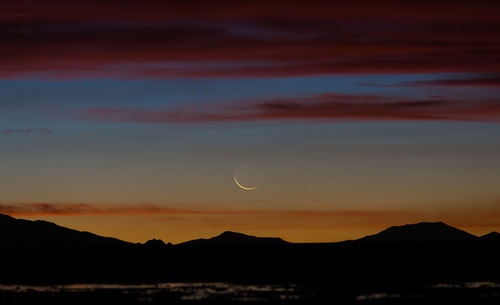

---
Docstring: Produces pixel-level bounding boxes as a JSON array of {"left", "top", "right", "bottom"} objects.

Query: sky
[{"left": 1, "top": 0, "right": 500, "bottom": 243}]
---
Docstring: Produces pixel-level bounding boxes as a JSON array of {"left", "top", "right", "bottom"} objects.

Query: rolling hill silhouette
[
  {"left": 144, "top": 238, "right": 171, "bottom": 248},
  {"left": 0, "top": 213, "right": 130, "bottom": 247},
  {"left": 0, "top": 213, "right": 496, "bottom": 247},
  {"left": 480, "top": 231, "right": 500, "bottom": 241},
  {"left": 178, "top": 231, "right": 288, "bottom": 246},
  {"left": 357, "top": 221, "right": 477, "bottom": 242},
  {"left": 1, "top": 213, "right": 500, "bottom": 286}
]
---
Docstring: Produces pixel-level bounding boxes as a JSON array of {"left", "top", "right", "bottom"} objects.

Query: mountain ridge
[
  {"left": 1, "top": 214, "right": 498, "bottom": 247},
  {"left": 0, "top": 213, "right": 131, "bottom": 248},
  {"left": 357, "top": 221, "right": 477, "bottom": 242},
  {"left": 480, "top": 231, "right": 500, "bottom": 240},
  {"left": 177, "top": 230, "right": 288, "bottom": 246}
]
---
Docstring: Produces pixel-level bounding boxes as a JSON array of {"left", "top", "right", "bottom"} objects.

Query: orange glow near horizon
[{"left": 3, "top": 203, "right": 499, "bottom": 244}]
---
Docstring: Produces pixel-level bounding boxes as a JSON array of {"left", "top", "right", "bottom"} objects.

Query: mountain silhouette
[
  {"left": 480, "top": 231, "right": 500, "bottom": 241},
  {"left": 178, "top": 231, "right": 288, "bottom": 246},
  {"left": 1, "top": 213, "right": 500, "bottom": 287},
  {"left": 357, "top": 221, "right": 477, "bottom": 242},
  {"left": 2, "top": 213, "right": 496, "bottom": 247},
  {"left": 143, "top": 238, "right": 171, "bottom": 248},
  {"left": 0, "top": 213, "right": 130, "bottom": 247}
]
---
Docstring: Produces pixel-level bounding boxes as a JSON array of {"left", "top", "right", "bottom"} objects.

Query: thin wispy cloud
[
  {"left": 0, "top": 128, "right": 53, "bottom": 136},
  {"left": 359, "top": 74, "right": 500, "bottom": 88},
  {"left": 80, "top": 93, "right": 500, "bottom": 123},
  {"left": 0, "top": 203, "right": 410, "bottom": 218}
]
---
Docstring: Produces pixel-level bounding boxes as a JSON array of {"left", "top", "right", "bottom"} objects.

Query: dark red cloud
[
  {"left": 403, "top": 76, "right": 500, "bottom": 87},
  {"left": 2, "top": 1, "right": 499, "bottom": 22},
  {"left": 0, "top": 128, "right": 53, "bottom": 135},
  {"left": 0, "top": 202, "right": 411, "bottom": 218},
  {"left": 0, "top": 203, "right": 208, "bottom": 216},
  {"left": 80, "top": 93, "right": 500, "bottom": 123},
  {"left": 1, "top": 1, "right": 500, "bottom": 78},
  {"left": 359, "top": 74, "right": 500, "bottom": 88}
]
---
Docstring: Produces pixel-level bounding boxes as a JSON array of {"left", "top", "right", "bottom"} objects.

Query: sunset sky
[{"left": 1, "top": 0, "right": 500, "bottom": 243}]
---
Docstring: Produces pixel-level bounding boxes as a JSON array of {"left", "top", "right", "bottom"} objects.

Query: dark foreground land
[{"left": 1, "top": 214, "right": 500, "bottom": 304}]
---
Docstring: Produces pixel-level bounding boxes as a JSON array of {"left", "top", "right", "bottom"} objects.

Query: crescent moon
[{"left": 233, "top": 176, "right": 258, "bottom": 191}]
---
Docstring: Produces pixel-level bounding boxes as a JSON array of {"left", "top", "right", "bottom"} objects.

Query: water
[
  {"left": 1, "top": 281, "right": 499, "bottom": 304},
  {"left": 0, "top": 282, "right": 302, "bottom": 304}
]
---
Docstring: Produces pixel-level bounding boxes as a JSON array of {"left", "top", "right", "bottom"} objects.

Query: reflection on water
[
  {"left": 355, "top": 281, "right": 500, "bottom": 303},
  {"left": 1, "top": 281, "right": 500, "bottom": 304},
  {"left": 0, "top": 282, "right": 301, "bottom": 302},
  {"left": 356, "top": 293, "right": 402, "bottom": 301},
  {"left": 435, "top": 281, "right": 500, "bottom": 289}
]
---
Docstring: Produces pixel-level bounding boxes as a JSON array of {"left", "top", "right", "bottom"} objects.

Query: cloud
[
  {"left": 0, "top": 128, "right": 53, "bottom": 136},
  {"left": 79, "top": 93, "right": 500, "bottom": 123},
  {"left": 1, "top": 1, "right": 500, "bottom": 78},
  {"left": 360, "top": 74, "right": 500, "bottom": 88},
  {"left": 4, "top": 1, "right": 498, "bottom": 22},
  {"left": 403, "top": 76, "right": 500, "bottom": 87},
  {"left": 0, "top": 202, "right": 409, "bottom": 218},
  {"left": 0, "top": 203, "right": 202, "bottom": 216}
]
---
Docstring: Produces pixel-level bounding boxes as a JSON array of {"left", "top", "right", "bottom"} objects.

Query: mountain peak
[
  {"left": 480, "top": 231, "right": 500, "bottom": 240},
  {"left": 358, "top": 221, "right": 476, "bottom": 242},
  {"left": 179, "top": 231, "right": 287, "bottom": 246},
  {"left": 0, "top": 213, "right": 15, "bottom": 220},
  {"left": 0, "top": 213, "right": 131, "bottom": 248},
  {"left": 213, "top": 231, "right": 286, "bottom": 243},
  {"left": 143, "top": 238, "right": 170, "bottom": 248},
  {"left": 215, "top": 231, "right": 253, "bottom": 239}
]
